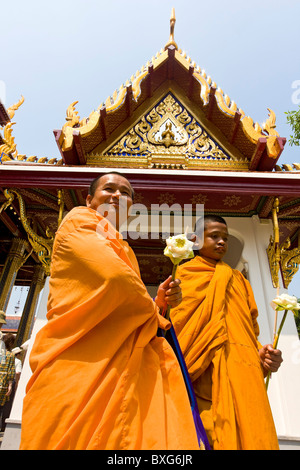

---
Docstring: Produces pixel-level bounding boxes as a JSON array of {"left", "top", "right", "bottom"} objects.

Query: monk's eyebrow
[
  {"left": 209, "top": 230, "right": 228, "bottom": 236},
  {"left": 103, "top": 183, "right": 131, "bottom": 194}
]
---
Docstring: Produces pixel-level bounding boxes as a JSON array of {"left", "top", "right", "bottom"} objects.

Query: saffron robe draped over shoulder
[
  {"left": 20, "top": 207, "right": 199, "bottom": 450},
  {"left": 171, "top": 256, "right": 279, "bottom": 450}
]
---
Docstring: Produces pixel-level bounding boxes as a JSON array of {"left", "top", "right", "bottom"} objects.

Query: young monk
[
  {"left": 170, "top": 215, "right": 283, "bottom": 450},
  {"left": 20, "top": 172, "right": 200, "bottom": 450}
]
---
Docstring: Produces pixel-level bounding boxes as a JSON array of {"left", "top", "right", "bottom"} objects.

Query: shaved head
[
  {"left": 88, "top": 172, "right": 134, "bottom": 200},
  {"left": 195, "top": 214, "right": 227, "bottom": 234}
]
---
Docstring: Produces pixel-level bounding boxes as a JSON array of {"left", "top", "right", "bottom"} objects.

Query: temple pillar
[
  {"left": 0, "top": 238, "right": 28, "bottom": 312},
  {"left": 14, "top": 264, "right": 45, "bottom": 347}
]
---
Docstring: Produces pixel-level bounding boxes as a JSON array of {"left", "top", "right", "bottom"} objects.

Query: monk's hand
[
  {"left": 155, "top": 276, "right": 182, "bottom": 311},
  {"left": 259, "top": 344, "right": 283, "bottom": 377}
]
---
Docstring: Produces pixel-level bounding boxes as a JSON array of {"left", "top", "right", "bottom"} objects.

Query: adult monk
[
  {"left": 170, "top": 215, "right": 282, "bottom": 450},
  {"left": 20, "top": 172, "right": 200, "bottom": 450}
]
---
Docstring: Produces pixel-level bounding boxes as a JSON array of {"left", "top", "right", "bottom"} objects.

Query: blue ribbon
[{"left": 158, "top": 325, "right": 211, "bottom": 450}]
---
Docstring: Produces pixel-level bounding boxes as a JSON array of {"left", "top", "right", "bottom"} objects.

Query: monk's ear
[
  {"left": 192, "top": 233, "right": 202, "bottom": 250},
  {"left": 86, "top": 194, "right": 92, "bottom": 207}
]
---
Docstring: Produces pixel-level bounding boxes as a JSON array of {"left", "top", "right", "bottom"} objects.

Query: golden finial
[{"left": 164, "top": 8, "right": 178, "bottom": 50}]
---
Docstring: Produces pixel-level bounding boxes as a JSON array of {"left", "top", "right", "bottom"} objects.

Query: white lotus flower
[
  {"left": 266, "top": 293, "right": 300, "bottom": 390},
  {"left": 164, "top": 234, "right": 194, "bottom": 265},
  {"left": 271, "top": 293, "right": 300, "bottom": 313}
]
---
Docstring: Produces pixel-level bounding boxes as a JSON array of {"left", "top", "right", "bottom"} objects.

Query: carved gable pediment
[{"left": 87, "top": 94, "right": 249, "bottom": 170}]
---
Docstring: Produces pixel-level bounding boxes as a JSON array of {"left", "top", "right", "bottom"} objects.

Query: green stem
[
  {"left": 266, "top": 309, "right": 288, "bottom": 390},
  {"left": 165, "top": 264, "right": 178, "bottom": 322}
]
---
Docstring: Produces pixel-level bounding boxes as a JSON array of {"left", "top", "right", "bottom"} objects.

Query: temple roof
[{"left": 53, "top": 13, "right": 286, "bottom": 172}]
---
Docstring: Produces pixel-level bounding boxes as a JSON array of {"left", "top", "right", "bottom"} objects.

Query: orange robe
[
  {"left": 20, "top": 207, "right": 199, "bottom": 450},
  {"left": 171, "top": 256, "right": 279, "bottom": 450}
]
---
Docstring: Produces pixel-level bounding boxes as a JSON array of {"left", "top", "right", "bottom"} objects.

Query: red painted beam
[
  {"left": 53, "top": 130, "right": 66, "bottom": 161},
  {"left": 188, "top": 65, "right": 194, "bottom": 100},
  {"left": 72, "top": 129, "right": 86, "bottom": 165},
  {"left": 249, "top": 137, "right": 267, "bottom": 171},
  {"left": 257, "top": 137, "right": 287, "bottom": 171},
  {"left": 229, "top": 111, "right": 241, "bottom": 145},
  {"left": 0, "top": 166, "right": 299, "bottom": 197},
  {"left": 167, "top": 45, "right": 176, "bottom": 79},
  {"left": 125, "top": 84, "right": 133, "bottom": 117},
  {"left": 100, "top": 106, "right": 109, "bottom": 141},
  {"left": 147, "top": 64, "right": 154, "bottom": 98},
  {"left": 207, "top": 87, "right": 216, "bottom": 121}
]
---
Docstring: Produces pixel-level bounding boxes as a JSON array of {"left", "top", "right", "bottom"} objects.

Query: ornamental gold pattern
[
  {"left": 0, "top": 95, "right": 63, "bottom": 165},
  {"left": 266, "top": 198, "right": 300, "bottom": 289},
  {"left": 266, "top": 198, "right": 281, "bottom": 289},
  {"left": 88, "top": 94, "right": 248, "bottom": 169},
  {"left": 7, "top": 95, "right": 25, "bottom": 120},
  {"left": 2, "top": 189, "right": 54, "bottom": 276},
  {"left": 59, "top": 44, "right": 284, "bottom": 163},
  {"left": 0, "top": 96, "right": 24, "bottom": 161},
  {"left": 280, "top": 238, "right": 300, "bottom": 289},
  {"left": 0, "top": 122, "right": 17, "bottom": 161}
]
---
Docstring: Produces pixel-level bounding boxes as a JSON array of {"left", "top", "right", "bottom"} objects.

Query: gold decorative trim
[
  {"left": 267, "top": 198, "right": 300, "bottom": 288},
  {"left": 61, "top": 105, "right": 100, "bottom": 151},
  {"left": 0, "top": 96, "right": 62, "bottom": 165},
  {"left": 262, "top": 109, "right": 279, "bottom": 137},
  {"left": 6, "top": 95, "right": 25, "bottom": 120},
  {"left": 280, "top": 238, "right": 300, "bottom": 289},
  {"left": 0, "top": 96, "right": 24, "bottom": 161},
  {"left": 241, "top": 109, "right": 280, "bottom": 159},
  {"left": 275, "top": 162, "right": 300, "bottom": 172},
  {"left": 87, "top": 94, "right": 248, "bottom": 170},
  {"left": 0, "top": 122, "right": 17, "bottom": 160},
  {"left": 267, "top": 198, "right": 281, "bottom": 288},
  {"left": 57, "top": 189, "right": 65, "bottom": 228},
  {"left": 1, "top": 189, "right": 54, "bottom": 275}
]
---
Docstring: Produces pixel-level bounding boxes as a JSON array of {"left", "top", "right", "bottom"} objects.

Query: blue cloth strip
[{"left": 158, "top": 325, "right": 211, "bottom": 450}]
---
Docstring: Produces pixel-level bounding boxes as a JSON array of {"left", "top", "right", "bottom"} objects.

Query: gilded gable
[{"left": 87, "top": 94, "right": 249, "bottom": 170}]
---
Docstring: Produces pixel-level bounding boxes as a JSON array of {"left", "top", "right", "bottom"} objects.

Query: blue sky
[{"left": 1, "top": 0, "right": 300, "bottom": 294}]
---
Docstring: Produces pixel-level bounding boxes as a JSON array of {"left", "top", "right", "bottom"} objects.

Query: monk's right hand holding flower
[{"left": 155, "top": 276, "right": 182, "bottom": 311}]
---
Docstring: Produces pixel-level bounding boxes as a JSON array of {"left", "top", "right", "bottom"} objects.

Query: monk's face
[
  {"left": 86, "top": 174, "right": 133, "bottom": 230},
  {"left": 199, "top": 221, "right": 228, "bottom": 265}
]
